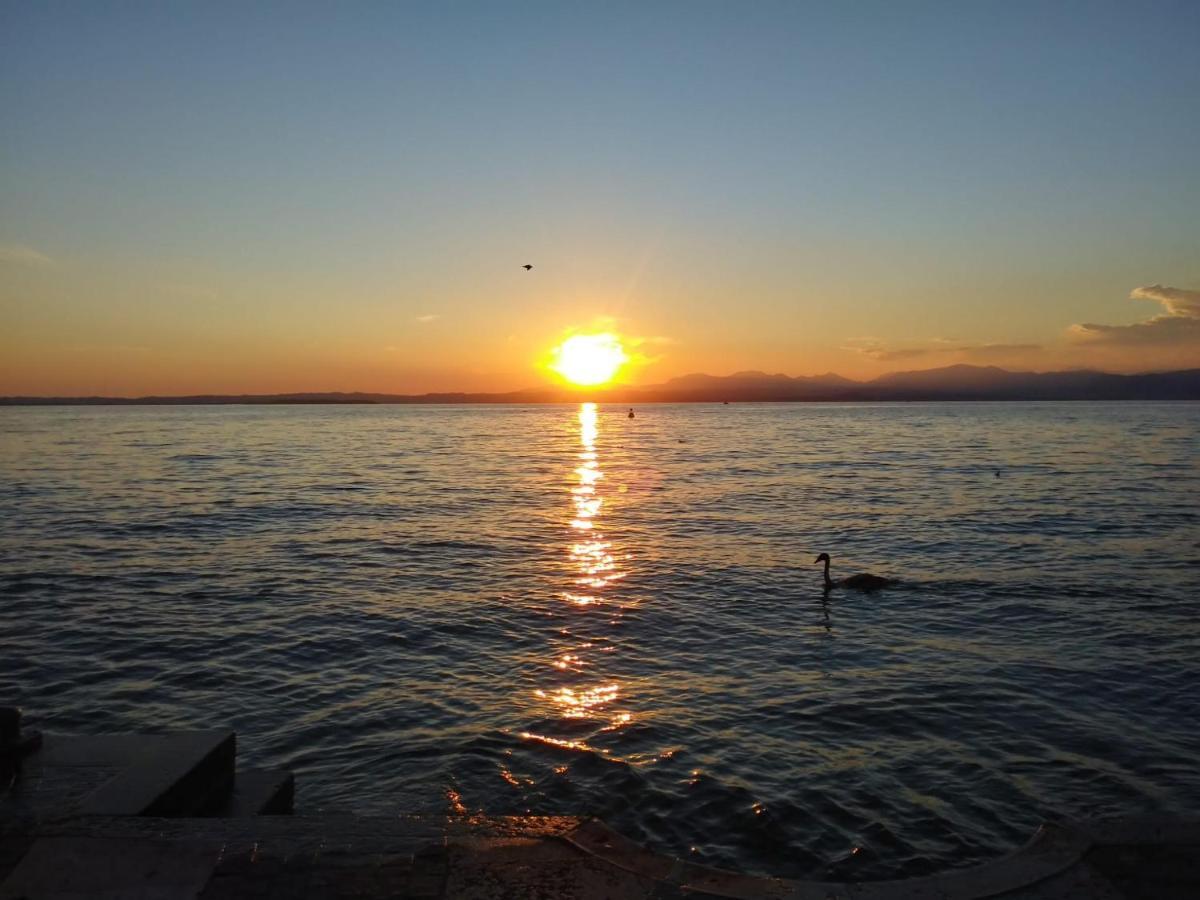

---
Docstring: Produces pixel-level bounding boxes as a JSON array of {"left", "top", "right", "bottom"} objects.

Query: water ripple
[{"left": 2, "top": 401, "right": 1198, "bottom": 880}]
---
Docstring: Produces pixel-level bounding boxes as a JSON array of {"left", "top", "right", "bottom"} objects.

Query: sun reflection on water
[
  {"left": 568, "top": 403, "right": 627, "bottom": 600},
  {"left": 535, "top": 683, "right": 620, "bottom": 718},
  {"left": 521, "top": 402, "right": 634, "bottom": 760}
]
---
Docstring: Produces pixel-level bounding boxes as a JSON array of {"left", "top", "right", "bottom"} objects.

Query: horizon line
[{"left": 4, "top": 363, "right": 1199, "bottom": 404}]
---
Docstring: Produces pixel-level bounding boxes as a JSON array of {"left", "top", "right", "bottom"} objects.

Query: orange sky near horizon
[{"left": 3, "top": 272, "right": 1199, "bottom": 397}]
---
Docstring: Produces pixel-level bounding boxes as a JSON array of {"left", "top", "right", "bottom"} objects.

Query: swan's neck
[{"left": 822, "top": 557, "right": 834, "bottom": 587}]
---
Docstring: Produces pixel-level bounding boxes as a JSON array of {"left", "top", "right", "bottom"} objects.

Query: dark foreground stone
[
  {"left": 1, "top": 813, "right": 1197, "bottom": 899},
  {"left": 1, "top": 719, "right": 1195, "bottom": 898}
]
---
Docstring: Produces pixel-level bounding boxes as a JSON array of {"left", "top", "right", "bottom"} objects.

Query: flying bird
[{"left": 522, "top": 264, "right": 533, "bottom": 271}]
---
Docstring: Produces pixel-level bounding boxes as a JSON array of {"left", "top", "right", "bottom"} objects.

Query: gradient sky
[{"left": 3, "top": 1, "right": 1199, "bottom": 395}]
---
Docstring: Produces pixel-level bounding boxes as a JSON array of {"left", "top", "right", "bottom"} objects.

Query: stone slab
[
  {"left": 1, "top": 731, "right": 237, "bottom": 822},
  {"left": 1083, "top": 842, "right": 1200, "bottom": 900},
  {"left": 213, "top": 769, "right": 294, "bottom": 817},
  {"left": 443, "top": 836, "right": 659, "bottom": 900},
  {"left": 0, "top": 836, "right": 218, "bottom": 900},
  {"left": 0, "top": 811, "right": 1197, "bottom": 899},
  {"left": 83, "top": 730, "right": 235, "bottom": 816}
]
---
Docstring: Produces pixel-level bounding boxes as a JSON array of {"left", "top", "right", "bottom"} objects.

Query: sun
[{"left": 550, "top": 333, "right": 629, "bottom": 386}]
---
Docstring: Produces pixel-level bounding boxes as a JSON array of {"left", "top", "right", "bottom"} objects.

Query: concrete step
[
  {"left": 1, "top": 729, "right": 239, "bottom": 820},
  {"left": 214, "top": 768, "right": 294, "bottom": 817},
  {"left": 81, "top": 729, "right": 236, "bottom": 817}
]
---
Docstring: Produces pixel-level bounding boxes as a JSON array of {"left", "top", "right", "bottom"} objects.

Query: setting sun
[{"left": 549, "top": 333, "right": 629, "bottom": 386}]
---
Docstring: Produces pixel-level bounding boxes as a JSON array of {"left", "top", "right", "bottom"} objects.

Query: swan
[{"left": 815, "top": 553, "right": 894, "bottom": 591}]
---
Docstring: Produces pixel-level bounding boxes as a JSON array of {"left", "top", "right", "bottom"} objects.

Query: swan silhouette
[{"left": 815, "top": 553, "right": 893, "bottom": 591}]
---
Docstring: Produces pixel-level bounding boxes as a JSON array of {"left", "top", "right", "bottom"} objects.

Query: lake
[{"left": 2, "top": 401, "right": 1198, "bottom": 879}]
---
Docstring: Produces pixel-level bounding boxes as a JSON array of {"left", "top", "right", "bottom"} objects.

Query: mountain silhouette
[{"left": 3, "top": 365, "right": 1198, "bottom": 404}]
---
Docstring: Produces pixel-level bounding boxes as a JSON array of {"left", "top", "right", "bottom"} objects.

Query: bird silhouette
[
  {"left": 522, "top": 264, "right": 533, "bottom": 270},
  {"left": 814, "top": 553, "right": 894, "bottom": 591}
]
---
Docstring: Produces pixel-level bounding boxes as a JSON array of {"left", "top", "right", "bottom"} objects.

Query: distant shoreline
[
  {"left": 5, "top": 395, "right": 1199, "bottom": 406},
  {"left": 3, "top": 364, "right": 1198, "bottom": 405},
  {"left": 5, "top": 394, "right": 1199, "bottom": 406}
]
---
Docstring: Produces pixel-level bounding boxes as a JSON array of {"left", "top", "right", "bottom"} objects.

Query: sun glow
[{"left": 549, "top": 333, "right": 628, "bottom": 386}]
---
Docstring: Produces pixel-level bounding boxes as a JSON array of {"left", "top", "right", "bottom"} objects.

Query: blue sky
[{"left": 3, "top": 1, "right": 1198, "bottom": 393}]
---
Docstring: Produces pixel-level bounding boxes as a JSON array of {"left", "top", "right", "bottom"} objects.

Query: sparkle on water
[{"left": 1, "top": 401, "right": 1198, "bottom": 880}]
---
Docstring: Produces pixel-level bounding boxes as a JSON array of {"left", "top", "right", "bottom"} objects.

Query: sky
[{"left": 2, "top": 1, "right": 1199, "bottom": 395}]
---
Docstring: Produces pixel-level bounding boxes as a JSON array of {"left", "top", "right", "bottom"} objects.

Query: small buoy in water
[{"left": 628, "top": 408, "right": 635, "bottom": 419}]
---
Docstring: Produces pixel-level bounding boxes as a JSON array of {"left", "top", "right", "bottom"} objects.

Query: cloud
[
  {"left": 415, "top": 314, "right": 439, "bottom": 323},
  {"left": 861, "top": 345, "right": 931, "bottom": 361},
  {"left": 1129, "top": 284, "right": 1200, "bottom": 317},
  {"left": 1070, "top": 284, "right": 1200, "bottom": 346},
  {"left": 841, "top": 338, "right": 927, "bottom": 361},
  {"left": 1069, "top": 318, "right": 1200, "bottom": 345},
  {"left": 621, "top": 333, "right": 674, "bottom": 367},
  {"left": 960, "top": 342, "right": 1042, "bottom": 360},
  {"left": 540, "top": 321, "right": 672, "bottom": 375},
  {"left": 0, "top": 244, "right": 53, "bottom": 267},
  {"left": 842, "top": 338, "right": 1040, "bottom": 362}
]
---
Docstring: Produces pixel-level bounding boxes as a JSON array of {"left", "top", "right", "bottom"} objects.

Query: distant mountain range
[{"left": 3, "top": 365, "right": 1199, "bottom": 405}]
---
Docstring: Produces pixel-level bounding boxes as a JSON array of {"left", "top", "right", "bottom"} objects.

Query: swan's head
[{"left": 814, "top": 553, "right": 830, "bottom": 564}]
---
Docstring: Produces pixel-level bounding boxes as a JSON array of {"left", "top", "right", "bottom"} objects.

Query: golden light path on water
[{"left": 521, "top": 402, "right": 633, "bottom": 755}]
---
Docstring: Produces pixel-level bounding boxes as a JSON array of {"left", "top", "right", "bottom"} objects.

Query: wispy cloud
[
  {"left": 1129, "top": 284, "right": 1200, "bottom": 317},
  {"left": 959, "top": 342, "right": 1043, "bottom": 360},
  {"left": 843, "top": 339, "right": 930, "bottom": 361},
  {"left": 547, "top": 320, "right": 674, "bottom": 372},
  {"left": 1070, "top": 284, "right": 1200, "bottom": 346},
  {"left": 623, "top": 332, "right": 675, "bottom": 367},
  {"left": 843, "top": 338, "right": 1041, "bottom": 363},
  {"left": 415, "top": 314, "right": 439, "bottom": 323},
  {"left": 0, "top": 244, "right": 53, "bottom": 267}
]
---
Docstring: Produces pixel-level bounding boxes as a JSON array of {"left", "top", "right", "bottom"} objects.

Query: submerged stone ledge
[{"left": 2, "top": 716, "right": 1197, "bottom": 898}]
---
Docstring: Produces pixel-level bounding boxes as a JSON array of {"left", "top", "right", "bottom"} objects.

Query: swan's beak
[{"left": 813, "top": 555, "right": 821, "bottom": 563}]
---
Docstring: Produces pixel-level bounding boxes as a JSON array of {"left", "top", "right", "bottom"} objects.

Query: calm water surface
[{"left": 2, "top": 402, "right": 1198, "bottom": 879}]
